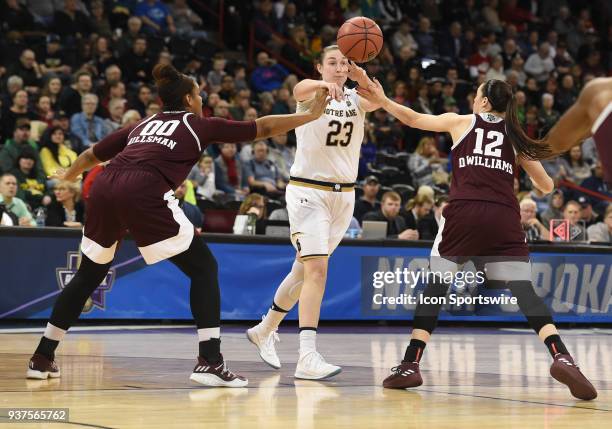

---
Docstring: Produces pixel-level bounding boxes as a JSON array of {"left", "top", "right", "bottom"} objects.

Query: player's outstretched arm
[
  {"left": 347, "top": 61, "right": 379, "bottom": 112},
  {"left": 49, "top": 148, "right": 101, "bottom": 182},
  {"left": 293, "top": 79, "right": 342, "bottom": 102},
  {"left": 357, "top": 78, "right": 470, "bottom": 138},
  {"left": 255, "top": 88, "right": 329, "bottom": 139},
  {"left": 519, "top": 157, "right": 554, "bottom": 194}
]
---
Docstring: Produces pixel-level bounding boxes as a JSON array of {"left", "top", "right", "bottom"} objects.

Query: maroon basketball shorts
[
  {"left": 81, "top": 167, "right": 194, "bottom": 265},
  {"left": 430, "top": 199, "right": 531, "bottom": 280},
  {"left": 593, "top": 102, "right": 612, "bottom": 185}
]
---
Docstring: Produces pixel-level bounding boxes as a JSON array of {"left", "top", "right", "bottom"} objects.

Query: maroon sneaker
[
  {"left": 383, "top": 361, "right": 423, "bottom": 389},
  {"left": 550, "top": 354, "right": 597, "bottom": 400},
  {"left": 189, "top": 354, "right": 248, "bottom": 387},
  {"left": 26, "top": 353, "right": 61, "bottom": 380}
]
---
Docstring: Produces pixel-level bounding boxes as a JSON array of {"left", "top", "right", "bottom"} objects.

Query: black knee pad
[{"left": 506, "top": 280, "right": 553, "bottom": 333}]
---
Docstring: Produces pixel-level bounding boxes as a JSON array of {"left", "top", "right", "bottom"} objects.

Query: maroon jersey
[
  {"left": 593, "top": 102, "right": 612, "bottom": 185},
  {"left": 93, "top": 112, "right": 256, "bottom": 188},
  {"left": 449, "top": 113, "right": 518, "bottom": 211}
]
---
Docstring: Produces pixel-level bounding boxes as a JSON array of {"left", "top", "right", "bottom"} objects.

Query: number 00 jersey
[
  {"left": 290, "top": 87, "right": 365, "bottom": 183},
  {"left": 449, "top": 113, "right": 519, "bottom": 212}
]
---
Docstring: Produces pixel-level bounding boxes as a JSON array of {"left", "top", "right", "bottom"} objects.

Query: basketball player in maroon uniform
[
  {"left": 544, "top": 77, "right": 612, "bottom": 185},
  {"left": 358, "top": 79, "right": 597, "bottom": 400},
  {"left": 26, "top": 64, "right": 329, "bottom": 387}
]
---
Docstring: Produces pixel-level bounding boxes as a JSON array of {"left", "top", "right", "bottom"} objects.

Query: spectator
[
  {"left": 1, "top": 90, "right": 36, "bottom": 141},
  {"left": 10, "top": 147, "right": 47, "bottom": 209},
  {"left": 272, "top": 88, "right": 291, "bottom": 114},
  {"left": 8, "top": 49, "right": 42, "bottom": 93},
  {"left": 501, "top": 38, "right": 521, "bottom": 70},
  {"left": 207, "top": 57, "right": 227, "bottom": 92},
  {"left": 562, "top": 201, "right": 587, "bottom": 241},
  {"left": 268, "top": 133, "right": 294, "bottom": 182},
  {"left": 39, "top": 35, "right": 72, "bottom": 77},
  {"left": 59, "top": 71, "right": 93, "bottom": 117},
  {"left": 120, "top": 37, "right": 152, "bottom": 85},
  {"left": 53, "top": 0, "right": 92, "bottom": 40},
  {"left": 39, "top": 127, "right": 78, "bottom": 180},
  {"left": 415, "top": 17, "right": 436, "bottom": 57},
  {"left": 70, "top": 94, "right": 108, "bottom": 148},
  {"left": 90, "top": 1, "right": 113, "bottom": 38},
  {"left": 578, "top": 196, "right": 599, "bottom": 228},
  {"left": 559, "top": 146, "right": 592, "bottom": 184},
  {"left": 587, "top": 205, "right": 612, "bottom": 243},
  {"left": 213, "top": 99, "right": 233, "bottom": 120},
  {"left": 554, "top": 41, "right": 574, "bottom": 75},
  {"left": 402, "top": 193, "right": 436, "bottom": 240},
  {"left": 541, "top": 189, "right": 564, "bottom": 227},
  {"left": 135, "top": 0, "right": 176, "bottom": 35},
  {"left": 188, "top": 154, "right": 216, "bottom": 201},
  {"left": 0, "top": 119, "right": 43, "bottom": 177},
  {"left": 555, "top": 74, "right": 577, "bottom": 113},
  {"left": 391, "top": 20, "right": 418, "bottom": 55},
  {"left": 485, "top": 55, "right": 506, "bottom": 81},
  {"left": 116, "top": 16, "right": 144, "bottom": 57},
  {"left": 45, "top": 180, "right": 85, "bottom": 228},
  {"left": 215, "top": 143, "right": 246, "bottom": 196},
  {"left": 506, "top": 55, "right": 527, "bottom": 87},
  {"left": 371, "top": 108, "right": 401, "bottom": 152},
  {"left": 174, "top": 180, "right": 203, "bottom": 231},
  {"left": 41, "top": 77, "right": 63, "bottom": 113},
  {"left": 363, "top": 191, "right": 417, "bottom": 240},
  {"left": 538, "top": 93, "right": 559, "bottom": 135},
  {"left": 0, "top": 173, "right": 36, "bottom": 226},
  {"left": 354, "top": 176, "right": 381, "bottom": 224},
  {"left": 171, "top": 0, "right": 207, "bottom": 40},
  {"left": 468, "top": 37, "right": 491, "bottom": 79},
  {"left": 238, "top": 193, "right": 267, "bottom": 235},
  {"left": 91, "top": 36, "right": 117, "bottom": 80},
  {"left": 524, "top": 42, "right": 555, "bottom": 83},
  {"left": 104, "top": 98, "right": 126, "bottom": 133},
  {"left": 482, "top": 0, "right": 502, "bottom": 33},
  {"left": 131, "top": 85, "right": 154, "bottom": 117},
  {"left": 409, "top": 136, "right": 447, "bottom": 187},
  {"left": 1, "top": 0, "right": 36, "bottom": 35},
  {"left": 520, "top": 198, "right": 549, "bottom": 241},
  {"left": 121, "top": 110, "right": 142, "bottom": 128},
  {"left": 250, "top": 52, "right": 289, "bottom": 93},
  {"left": 218, "top": 75, "right": 236, "bottom": 102},
  {"left": 53, "top": 111, "right": 85, "bottom": 154},
  {"left": 581, "top": 161, "right": 612, "bottom": 210},
  {"left": 528, "top": 186, "right": 549, "bottom": 214},
  {"left": 244, "top": 141, "right": 285, "bottom": 196}
]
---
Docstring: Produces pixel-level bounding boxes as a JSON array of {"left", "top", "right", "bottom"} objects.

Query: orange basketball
[{"left": 336, "top": 17, "right": 383, "bottom": 63}]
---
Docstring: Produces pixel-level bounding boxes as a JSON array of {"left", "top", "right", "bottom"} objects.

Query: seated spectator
[
  {"left": 578, "top": 196, "right": 599, "bottom": 228},
  {"left": 1, "top": 0, "right": 36, "bottom": 37},
  {"left": 250, "top": 52, "right": 289, "bottom": 93},
  {"left": 268, "top": 133, "right": 294, "bottom": 182},
  {"left": 541, "top": 189, "right": 564, "bottom": 227},
  {"left": 371, "top": 108, "right": 402, "bottom": 152},
  {"left": 562, "top": 200, "right": 587, "bottom": 241},
  {"left": 238, "top": 193, "right": 267, "bottom": 235},
  {"left": 121, "top": 110, "right": 142, "bottom": 128},
  {"left": 0, "top": 119, "right": 43, "bottom": 177},
  {"left": 135, "top": 0, "right": 176, "bottom": 35},
  {"left": 119, "top": 37, "right": 152, "bottom": 85},
  {"left": 524, "top": 42, "right": 555, "bottom": 83},
  {"left": 218, "top": 75, "right": 236, "bottom": 102},
  {"left": 52, "top": 111, "right": 85, "bottom": 154},
  {"left": 10, "top": 147, "right": 47, "bottom": 209},
  {"left": 215, "top": 143, "right": 246, "bottom": 196},
  {"left": 207, "top": 57, "right": 227, "bottom": 93},
  {"left": 39, "top": 126, "right": 78, "bottom": 180},
  {"left": 59, "top": 71, "right": 93, "bottom": 117},
  {"left": 70, "top": 94, "right": 108, "bottom": 148},
  {"left": 53, "top": 0, "right": 92, "bottom": 40},
  {"left": 485, "top": 55, "right": 506, "bottom": 81},
  {"left": 116, "top": 16, "right": 144, "bottom": 57},
  {"left": 392, "top": 20, "right": 418, "bottom": 55},
  {"left": 91, "top": 36, "right": 117, "bottom": 79},
  {"left": 520, "top": 198, "right": 549, "bottom": 241},
  {"left": 188, "top": 154, "right": 216, "bottom": 201},
  {"left": 1, "top": 90, "right": 36, "bottom": 141},
  {"left": 34, "top": 95, "right": 55, "bottom": 127},
  {"left": 174, "top": 180, "right": 203, "bottom": 231},
  {"left": 559, "top": 146, "right": 592, "bottom": 184},
  {"left": 409, "top": 136, "right": 447, "bottom": 187},
  {"left": 46, "top": 180, "right": 85, "bottom": 228},
  {"left": 363, "top": 191, "right": 417, "bottom": 240},
  {"left": 90, "top": 1, "right": 112, "bottom": 38},
  {"left": 104, "top": 98, "right": 126, "bottom": 133},
  {"left": 555, "top": 74, "right": 577, "bottom": 113},
  {"left": 7, "top": 49, "right": 42, "bottom": 93},
  {"left": 401, "top": 194, "right": 436, "bottom": 240},
  {"left": 39, "top": 35, "right": 72, "bottom": 77},
  {"left": 0, "top": 173, "right": 36, "bottom": 226},
  {"left": 354, "top": 176, "right": 381, "bottom": 224},
  {"left": 171, "top": 0, "right": 207, "bottom": 40},
  {"left": 538, "top": 93, "right": 559, "bottom": 135},
  {"left": 244, "top": 141, "right": 285, "bottom": 196},
  {"left": 581, "top": 161, "right": 611, "bottom": 213},
  {"left": 41, "top": 77, "right": 63, "bottom": 112},
  {"left": 587, "top": 205, "right": 612, "bottom": 243},
  {"left": 265, "top": 206, "right": 290, "bottom": 237}
]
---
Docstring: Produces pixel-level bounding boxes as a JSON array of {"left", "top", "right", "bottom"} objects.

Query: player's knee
[{"left": 303, "top": 258, "right": 327, "bottom": 285}]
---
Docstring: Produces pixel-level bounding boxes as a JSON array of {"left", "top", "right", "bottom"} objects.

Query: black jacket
[{"left": 362, "top": 210, "right": 406, "bottom": 238}]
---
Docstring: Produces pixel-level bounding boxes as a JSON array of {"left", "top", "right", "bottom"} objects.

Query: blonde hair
[
  {"left": 416, "top": 136, "right": 437, "bottom": 157},
  {"left": 381, "top": 191, "right": 401, "bottom": 203},
  {"left": 121, "top": 109, "right": 141, "bottom": 126},
  {"left": 405, "top": 193, "right": 434, "bottom": 211},
  {"left": 317, "top": 45, "right": 341, "bottom": 65},
  {"left": 55, "top": 180, "right": 81, "bottom": 202},
  {"left": 239, "top": 193, "right": 267, "bottom": 218}
]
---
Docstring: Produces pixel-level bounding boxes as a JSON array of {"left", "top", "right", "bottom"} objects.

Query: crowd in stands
[{"left": 0, "top": 0, "right": 610, "bottom": 244}]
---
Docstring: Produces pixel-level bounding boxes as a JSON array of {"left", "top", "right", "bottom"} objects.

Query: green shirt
[
  {"left": 0, "top": 195, "right": 36, "bottom": 226},
  {"left": 0, "top": 139, "right": 43, "bottom": 176}
]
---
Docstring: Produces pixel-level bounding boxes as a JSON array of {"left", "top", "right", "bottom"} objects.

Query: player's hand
[
  {"left": 49, "top": 168, "right": 79, "bottom": 182},
  {"left": 347, "top": 61, "right": 369, "bottom": 86},
  {"left": 319, "top": 81, "right": 343, "bottom": 101},
  {"left": 356, "top": 78, "right": 387, "bottom": 105},
  {"left": 307, "top": 87, "right": 330, "bottom": 118}
]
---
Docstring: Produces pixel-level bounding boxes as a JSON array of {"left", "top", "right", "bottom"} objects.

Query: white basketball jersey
[{"left": 290, "top": 87, "right": 365, "bottom": 183}]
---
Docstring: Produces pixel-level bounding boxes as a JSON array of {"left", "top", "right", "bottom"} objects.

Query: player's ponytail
[
  {"left": 484, "top": 79, "right": 551, "bottom": 160},
  {"left": 152, "top": 63, "right": 195, "bottom": 111}
]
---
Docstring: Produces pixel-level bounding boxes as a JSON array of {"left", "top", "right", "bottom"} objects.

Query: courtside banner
[{"left": 0, "top": 231, "right": 610, "bottom": 322}]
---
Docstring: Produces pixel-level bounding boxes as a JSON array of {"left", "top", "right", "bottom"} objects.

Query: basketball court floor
[{"left": 1, "top": 325, "right": 610, "bottom": 428}]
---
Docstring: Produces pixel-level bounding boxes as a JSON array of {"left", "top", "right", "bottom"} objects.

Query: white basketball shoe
[
  {"left": 246, "top": 321, "right": 281, "bottom": 369},
  {"left": 294, "top": 351, "right": 342, "bottom": 380}
]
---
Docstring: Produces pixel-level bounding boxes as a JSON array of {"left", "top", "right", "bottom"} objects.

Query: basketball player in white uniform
[{"left": 247, "top": 45, "right": 379, "bottom": 379}]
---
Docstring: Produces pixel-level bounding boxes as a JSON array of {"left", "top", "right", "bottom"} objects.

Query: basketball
[{"left": 336, "top": 16, "right": 383, "bottom": 63}]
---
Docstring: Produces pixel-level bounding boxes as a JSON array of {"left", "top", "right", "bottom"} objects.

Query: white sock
[
  {"left": 260, "top": 308, "right": 287, "bottom": 333},
  {"left": 43, "top": 323, "right": 66, "bottom": 342},
  {"left": 198, "top": 327, "right": 220, "bottom": 342},
  {"left": 299, "top": 330, "right": 317, "bottom": 355}
]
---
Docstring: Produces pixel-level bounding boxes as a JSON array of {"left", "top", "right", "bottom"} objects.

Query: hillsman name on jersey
[
  {"left": 127, "top": 134, "right": 178, "bottom": 150},
  {"left": 457, "top": 154, "right": 513, "bottom": 174}
]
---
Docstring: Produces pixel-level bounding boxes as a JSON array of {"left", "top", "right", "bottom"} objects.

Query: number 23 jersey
[
  {"left": 291, "top": 87, "right": 365, "bottom": 183},
  {"left": 449, "top": 112, "right": 519, "bottom": 212}
]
